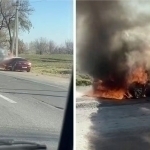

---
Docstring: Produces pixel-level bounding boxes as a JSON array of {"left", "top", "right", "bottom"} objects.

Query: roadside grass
[
  {"left": 20, "top": 53, "right": 92, "bottom": 85},
  {"left": 76, "top": 72, "right": 92, "bottom": 86},
  {"left": 19, "top": 54, "right": 73, "bottom": 77}
]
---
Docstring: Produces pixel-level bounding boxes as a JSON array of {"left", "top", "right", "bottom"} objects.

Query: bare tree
[
  {"left": 34, "top": 37, "right": 48, "bottom": 55},
  {"left": 29, "top": 41, "right": 36, "bottom": 54},
  {"left": 0, "top": 0, "right": 33, "bottom": 49},
  {"left": 28, "top": 38, "right": 73, "bottom": 55},
  {"left": 13, "top": 38, "right": 27, "bottom": 54},
  {"left": 65, "top": 40, "right": 73, "bottom": 54},
  {"left": 48, "top": 40, "right": 55, "bottom": 54},
  {"left": 18, "top": 39, "right": 27, "bottom": 54},
  {"left": 0, "top": 30, "right": 8, "bottom": 48}
]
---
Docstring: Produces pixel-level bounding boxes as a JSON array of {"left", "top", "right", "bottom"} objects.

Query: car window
[
  {"left": 4, "top": 59, "right": 13, "bottom": 64},
  {"left": 8, "top": 58, "right": 16, "bottom": 64}
]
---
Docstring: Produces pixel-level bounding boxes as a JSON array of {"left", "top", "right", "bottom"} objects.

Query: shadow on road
[{"left": 88, "top": 98, "right": 150, "bottom": 150}]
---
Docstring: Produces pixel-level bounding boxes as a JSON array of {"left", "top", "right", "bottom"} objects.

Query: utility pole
[
  {"left": 15, "top": 0, "right": 19, "bottom": 57},
  {"left": 12, "top": 0, "right": 19, "bottom": 57},
  {"left": 11, "top": 9, "right": 16, "bottom": 56}
]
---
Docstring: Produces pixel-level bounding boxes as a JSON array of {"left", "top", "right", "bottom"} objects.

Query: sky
[{"left": 20, "top": 0, "right": 73, "bottom": 45}]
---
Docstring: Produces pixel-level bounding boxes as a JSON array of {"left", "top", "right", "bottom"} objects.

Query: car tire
[
  {"left": 145, "top": 81, "right": 150, "bottom": 97},
  {"left": 11, "top": 65, "right": 16, "bottom": 71},
  {"left": 27, "top": 68, "right": 30, "bottom": 72},
  {"left": 128, "top": 82, "right": 145, "bottom": 99}
]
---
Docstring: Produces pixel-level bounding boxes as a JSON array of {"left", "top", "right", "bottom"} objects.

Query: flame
[
  {"left": 92, "top": 88, "right": 126, "bottom": 100},
  {"left": 128, "top": 66, "right": 148, "bottom": 84},
  {"left": 87, "top": 63, "right": 149, "bottom": 100}
]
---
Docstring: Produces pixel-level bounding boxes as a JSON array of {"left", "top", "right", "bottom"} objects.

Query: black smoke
[{"left": 77, "top": 0, "right": 150, "bottom": 88}]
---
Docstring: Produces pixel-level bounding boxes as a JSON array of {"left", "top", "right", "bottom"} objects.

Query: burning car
[
  {"left": 127, "top": 80, "right": 150, "bottom": 99},
  {"left": 92, "top": 66, "right": 150, "bottom": 100},
  {"left": 92, "top": 79, "right": 150, "bottom": 100},
  {"left": 93, "top": 81, "right": 150, "bottom": 99},
  {"left": 0, "top": 57, "right": 31, "bottom": 72}
]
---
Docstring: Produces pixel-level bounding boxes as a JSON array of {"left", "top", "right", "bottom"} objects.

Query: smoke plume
[{"left": 77, "top": 0, "right": 150, "bottom": 88}]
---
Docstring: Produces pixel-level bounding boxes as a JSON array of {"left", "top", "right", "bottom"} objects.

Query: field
[
  {"left": 76, "top": 63, "right": 92, "bottom": 86},
  {"left": 19, "top": 54, "right": 73, "bottom": 77},
  {"left": 76, "top": 73, "right": 92, "bottom": 86},
  {"left": 19, "top": 54, "right": 92, "bottom": 85}
]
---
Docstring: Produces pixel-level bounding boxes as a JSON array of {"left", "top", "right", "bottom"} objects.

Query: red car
[{"left": 0, "top": 57, "right": 31, "bottom": 72}]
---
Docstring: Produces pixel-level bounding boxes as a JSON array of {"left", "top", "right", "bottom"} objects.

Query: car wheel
[
  {"left": 133, "top": 88, "right": 143, "bottom": 98},
  {"left": 145, "top": 81, "right": 150, "bottom": 97},
  {"left": 27, "top": 68, "right": 30, "bottom": 72},
  {"left": 128, "top": 82, "right": 145, "bottom": 99},
  {"left": 11, "top": 65, "right": 16, "bottom": 71}
]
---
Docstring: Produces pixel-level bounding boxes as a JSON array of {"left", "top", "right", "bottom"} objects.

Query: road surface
[
  {"left": 0, "top": 71, "right": 70, "bottom": 150},
  {"left": 76, "top": 93, "right": 150, "bottom": 150}
]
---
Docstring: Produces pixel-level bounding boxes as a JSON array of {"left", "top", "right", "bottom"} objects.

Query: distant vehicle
[{"left": 0, "top": 57, "right": 31, "bottom": 72}]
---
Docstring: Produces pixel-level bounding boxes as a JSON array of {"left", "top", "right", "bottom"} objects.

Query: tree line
[
  {"left": 18, "top": 37, "right": 73, "bottom": 55},
  {"left": 28, "top": 38, "right": 73, "bottom": 55},
  {"left": 0, "top": 0, "right": 73, "bottom": 55}
]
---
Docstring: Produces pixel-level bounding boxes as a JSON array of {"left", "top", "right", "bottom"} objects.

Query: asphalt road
[
  {"left": 76, "top": 97, "right": 150, "bottom": 150},
  {"left": 0, "top": 71, "right": 70, "bottom": 150}
]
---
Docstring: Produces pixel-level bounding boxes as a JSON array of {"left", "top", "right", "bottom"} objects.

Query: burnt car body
[
  {"left": 128, "top": 81, "right": 150, "bottom": 99},
  {"left": 93, "top": 79, "right": 150, "bottom": 99},
  {"left": 0, "top": 57, "right": 31, "bottom": 72}
]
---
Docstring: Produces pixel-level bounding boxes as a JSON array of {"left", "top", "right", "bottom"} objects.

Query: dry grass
[
  {"left": 19, "top": 54, "right": 73, "bottom": 77},
  {"left": 76, "top": 72, "right": 92, "bottom": 86}
]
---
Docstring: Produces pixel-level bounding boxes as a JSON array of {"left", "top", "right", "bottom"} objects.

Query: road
[
  {"left": 0, "top": 71, "right": 70, "bottom": 150},
  {"left": 76, "top": 94, "right": 150, "bottom": 150}
]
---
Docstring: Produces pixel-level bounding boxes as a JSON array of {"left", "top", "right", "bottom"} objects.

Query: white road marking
[{"left": 0, "top": 94, "right": 17, "bottom": 103}]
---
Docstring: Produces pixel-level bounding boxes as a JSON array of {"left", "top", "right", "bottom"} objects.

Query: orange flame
[
  {"left": 87, "top": 64, "right": 149, "bottom": 100},
  {"left": 128, "top": 66, "right": 148, "bottom": 84}
]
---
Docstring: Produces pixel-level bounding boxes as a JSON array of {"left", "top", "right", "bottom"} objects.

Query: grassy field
[
  {"left": 76, "top": 63, "right": 92, "bottom": 86},
  {"left": 76, "top": 73, "right": 92, "bottom": 86},
  {"left": 19, "top": 53, "right": 92, "bottom": 85},
  {"left": 19, "top": 54, "right": 73, "bottom": 77}
]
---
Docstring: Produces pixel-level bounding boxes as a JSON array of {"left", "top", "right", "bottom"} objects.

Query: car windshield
[{"left": 0, "top": 0, "right": 73, "bottom": 150}]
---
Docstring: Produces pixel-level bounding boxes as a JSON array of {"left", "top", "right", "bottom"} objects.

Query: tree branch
[{"left": 0, "top": 3, "right": 12, "bottom": 49}]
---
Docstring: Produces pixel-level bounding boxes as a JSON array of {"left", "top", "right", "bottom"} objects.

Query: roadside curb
[
  {"left": 76, "top": 100, "right": 99, "bottom": 108},
  {"left": 76, "top": 91, "right": 99, "bottom": 108}
]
